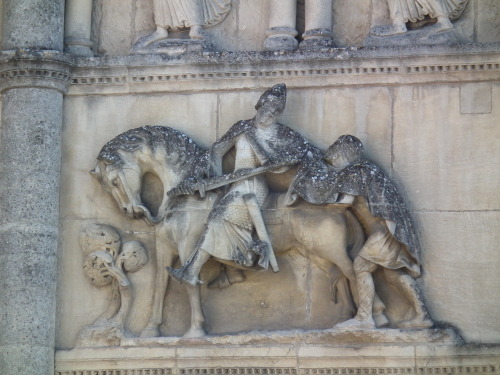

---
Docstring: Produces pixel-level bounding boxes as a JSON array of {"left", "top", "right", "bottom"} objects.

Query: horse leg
[
  {"left": 140, "top": 225, "right": 174, "bottom": 338},
  {"left": 183, "top": 284, "right": 206, "bottom": 338}
]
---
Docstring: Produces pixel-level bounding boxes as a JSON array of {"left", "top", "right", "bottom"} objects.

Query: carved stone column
[
  {"left": 263, "top": 0, "right": 299, "bottom": 51},
  {"left": 64, "top": 0, "right": 94, "bottom": 56},
  {"left": 300, "top": 0, "right": 334, "bottom": 49},
  {"left": 0, "top": 1, "right": 68, "bottom": 374}
]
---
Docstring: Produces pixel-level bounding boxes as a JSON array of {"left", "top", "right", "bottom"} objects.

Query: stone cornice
[
  {"left": 1, "top": 44, "right": 498, "bottom": 96},
  {"left": 56, "top": 341, "right": 500, "bottom": 375},
  {"left": 65, "top": 43, "right": 500, "bottom": 96},
  {"left": 0, "top": 49, "right": 74, "bottom": 94}
]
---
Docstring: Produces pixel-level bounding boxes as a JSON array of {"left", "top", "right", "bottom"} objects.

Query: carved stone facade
[{"left": 0, "top": 1, "right": 499, "bottom": 375}]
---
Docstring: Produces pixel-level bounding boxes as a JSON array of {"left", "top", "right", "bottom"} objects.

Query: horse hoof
[
  {"left": 139, "top": 326, "right": 161, "bottom": 338},
  {"left": 182, "top": 327, "right": 206, "bottom": 338},
  {"left": 374, "top": 312, "right": 390, "bottom": 328}
]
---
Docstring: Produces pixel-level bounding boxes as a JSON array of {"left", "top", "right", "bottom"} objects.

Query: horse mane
[{"left": 97, "top": 125, "right": 206, "bottom": 175}]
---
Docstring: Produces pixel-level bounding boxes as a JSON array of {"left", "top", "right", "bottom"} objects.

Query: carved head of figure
[
  {"left": 325, "top": 135, "right": 364, "bottom": 169},
  {"left": 254, "top": 83, "right": 287, "bottom": 127}
]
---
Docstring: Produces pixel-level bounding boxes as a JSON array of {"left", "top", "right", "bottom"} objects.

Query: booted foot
[
  {"left": 166, "top": 266, "right": 202, "bottom": 286},
  {"left": 370, "top": 23, "right": 407, "bottom": 37},
  {"left": 189, "top": 25, "right": 205, "bottom": 40},
  {"left": 397, "top": 317, "right": 433, "bottom": 329},
  {"left": 142, "top": 27, "right": 169, "bottom": 46},
  {"left": 335, "top": 316, "right": 376, "bottom": 330},
  {"left": 424, "top": 18, "right": 453, "bottom": 34}
]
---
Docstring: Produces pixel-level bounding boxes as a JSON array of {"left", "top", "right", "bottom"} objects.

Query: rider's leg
[{"left": 167, "top": 247, "right": 211, "bottom": 286}]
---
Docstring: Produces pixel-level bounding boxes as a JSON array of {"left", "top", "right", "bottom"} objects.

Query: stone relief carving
[
  {"left": 90, "top": 84, "right": 435, "bottom": 340},
  {"left": 132, "top": 0, "right": 232, "bottom": 54},
  {"left": 365, "top": 0, "right": 469, "bottom": 46},
  {"left": 76, "top": 224, "right": 148, "bottom": 347}
]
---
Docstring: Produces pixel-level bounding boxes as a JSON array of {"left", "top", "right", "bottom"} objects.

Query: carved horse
[{"left": 91, "top": 126, "right": 379, "bottom": 338}]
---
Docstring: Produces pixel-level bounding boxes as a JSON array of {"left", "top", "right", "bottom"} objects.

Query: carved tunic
[
  {"left": 197, "top": 119, "right": 321, "bottom": 266},
  {"left": 391, "top": 0, "right": 469, "bottom": 23},
  {"left": 153, "top": 0, "right": 231, "bottom": 30}
]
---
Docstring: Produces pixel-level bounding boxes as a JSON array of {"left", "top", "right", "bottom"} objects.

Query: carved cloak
[{"left": 292, "top": 159, "right": 422, "bottom": 263}]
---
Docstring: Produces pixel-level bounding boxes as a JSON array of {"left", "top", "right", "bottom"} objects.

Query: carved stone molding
[
  {"left": 55, "top": 342, "right": 500, "bottom": 375},
  {"left": 65, "top": 44, "right": 500, "bottom": 95},
  {"left": 0, "top": 50, "right": 73, "bottom": 94}
]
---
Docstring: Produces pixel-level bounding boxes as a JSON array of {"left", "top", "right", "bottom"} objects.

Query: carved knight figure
[
  {"left": 306, "top": 135, "right": 433, "bottom": 329},
  {"left": 143, "top": 0, "right": 232, "bottom": 45},
  {"left": 167, "top": 84, "right": 323, "bottom": 285},
  {"left": 370, "top": 0, "right": 469, "bottom": 37}
]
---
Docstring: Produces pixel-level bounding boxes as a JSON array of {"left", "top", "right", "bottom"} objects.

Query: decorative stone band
[
  {"left": 65, "top": 45, "right": 500, "bottom": 95},
  {"left": 0, "top": 50, "right": 73, "bottom": 94},
  {"left": 55, "top": 342, "right": 500, "bottom": 375},
  {"left": 55, "top": 365, "right": 500, "bottom": 375}
]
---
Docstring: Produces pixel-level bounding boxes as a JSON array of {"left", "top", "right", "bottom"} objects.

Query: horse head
[{"left": 91, "top": 126, "right": 207, "bottom": 225}]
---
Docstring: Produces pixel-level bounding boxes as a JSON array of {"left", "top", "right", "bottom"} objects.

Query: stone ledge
[{"left": 55, "top": 329, "right": 500, "bottom": 375}]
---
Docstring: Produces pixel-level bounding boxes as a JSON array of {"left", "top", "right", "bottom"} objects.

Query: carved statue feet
[
  {"left": 335, "top": 316, "right": 376, "bottom": 330},
  {"left": 369, "top": 24, "right": 407, "bottom": 37},
  {"left": 189, "top": 25, "right": 205, "bottom": 40},
  {"left": 142, "top": 27, "right": 169, "bottom": 46},
  {"left": 423, "top": 18, "right": 453, "bottom": 35}
]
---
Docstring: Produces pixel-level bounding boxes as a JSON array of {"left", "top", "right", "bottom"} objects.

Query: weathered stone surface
[
  {"left": 460, "top": 82, "right": 492, "bottom": 114},
  {"left": 332, "top": 0, "right": 372, "bottom": 46},
  {"left": 393, "top": 83, "right": 500, "bottom": 211},
  {"left": 2, "top": 0, "right": 65, "bottom": 51},
  {"left": 418, "top": 211, "right": 500, "bottom": 343},
  {"left": 0, "top": 87, "right": 63, "bottom": 374},
  {"left": 477, "top": 0, "right": 500, "bottom": 43},
  {"left": 55, "top": 340, "right": 500, "bottom": 374}
]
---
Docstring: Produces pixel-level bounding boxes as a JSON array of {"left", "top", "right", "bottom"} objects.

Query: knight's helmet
[
  {"left": 326, "top": 135, "right": 364, "bottom": 164},
  {"left": 255, "top": 83, "right": 287, "bottom": 114}
]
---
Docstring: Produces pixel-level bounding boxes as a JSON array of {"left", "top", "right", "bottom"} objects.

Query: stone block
[
  {"left": 477, "top": 0, "right": 500, "bottom": 43},
  {"left": 298, "top": 345, "right": 416, "bottom": 369},
  {"left": 332, "top": 0, "right": 372, "bottom": 46},
  {"left": 393, "top": 84, "right": 500, "bottom": 211},
  {"left": 460, "top": 83, "right": 492, "bottom": 114},
  {"left": 0, "top": 344, "right": 55, "bottom": 375},
  {"left": 417, "top": 211, "right": 500, "bottom": 343}
]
